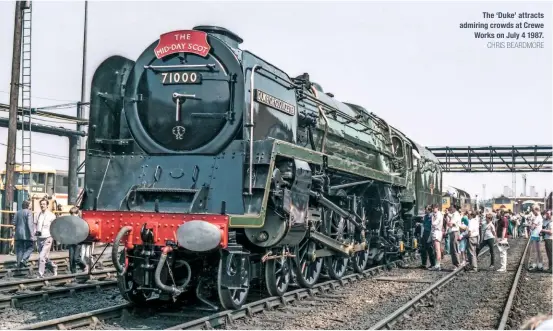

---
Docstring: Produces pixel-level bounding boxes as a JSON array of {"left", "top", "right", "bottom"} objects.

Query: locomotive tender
[{"left": 51, "top": 26, "right": 442, "bottom": 309}]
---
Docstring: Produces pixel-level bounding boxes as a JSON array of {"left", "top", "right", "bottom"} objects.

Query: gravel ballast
[{"left": 392, "top": 238, "right": 531, "bottom": 330}]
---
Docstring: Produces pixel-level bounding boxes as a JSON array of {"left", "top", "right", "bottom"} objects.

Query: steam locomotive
[{"left": 51, "top": 26, "right": 442, "bottom": 309}]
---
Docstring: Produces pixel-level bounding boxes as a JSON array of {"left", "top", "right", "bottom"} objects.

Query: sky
[{"left": 0, "top": 0, "right": 551, "bottom": 200}]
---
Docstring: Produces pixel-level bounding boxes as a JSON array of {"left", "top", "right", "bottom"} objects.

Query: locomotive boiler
[{"left": 51, "top": 25, "right": 442, "bottom": 309}]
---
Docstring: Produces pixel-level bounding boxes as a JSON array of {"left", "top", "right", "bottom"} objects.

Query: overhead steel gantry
[
  {"left": 427, "top": 145, "right": 552, "bottom": 172},
  {"left": 0, "top": 102, "right": 87, "bottom": 137}
]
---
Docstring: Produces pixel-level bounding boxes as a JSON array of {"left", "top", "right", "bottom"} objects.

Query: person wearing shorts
[
  {"left": 429, "top": 204, "right": 443, "bottom": 271},
  {"left": 528, "top": 204, "right": 544, "bottom": 271}
]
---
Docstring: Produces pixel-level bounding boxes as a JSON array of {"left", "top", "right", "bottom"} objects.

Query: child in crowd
[{"left": 458, "top": 211, "right": 470, "bottom": 265}]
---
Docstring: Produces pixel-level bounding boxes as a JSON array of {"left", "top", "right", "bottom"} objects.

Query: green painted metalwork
[{"left": 229, "top": 139, "right": 407, "bottom": 228}]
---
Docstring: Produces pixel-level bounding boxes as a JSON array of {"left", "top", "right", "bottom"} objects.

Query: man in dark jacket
[
  {"left": 67, "top": 207, "right": 88, "bottom": 274},
  {"left": 12, "top": 200, "right": 35, "bottom": 268},
  {"left": 419, "top": 206, "right": 436, "bottom": 268}
]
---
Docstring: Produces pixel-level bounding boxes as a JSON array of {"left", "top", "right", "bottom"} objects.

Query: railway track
[
  {"left": 498, "top": 239, "right": 552, "bottom": 330},
  {"left": 369, "top": 238, "right": 532, "bottom": 330},
  {"left": 498, "top": 239, "right": 531, "bottom": 330},
  {"left": 0, "top": 254, "right": 113, "bottom": 279},
  {"left": 0, "top": 268, "right": 117, "bottom": 309},
  {"left": 14, "top": 254, "right": 419, "bottom": 330}
]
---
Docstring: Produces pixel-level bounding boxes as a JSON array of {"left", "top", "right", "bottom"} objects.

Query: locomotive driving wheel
[
  {"left": 217, "top": 253, "right": 250, "bottom": 310},
  {"left": 353, "top": 208, "right": 370, "bottom": 273},
  {"left": 264, "top": 247, "right": 291, "bottom": 296},
  {"left": 324, "top": 210, "right": 351, "bottom": 280},
  {"left": 293, "top": 221, "right": 324, "bottom": 288}
]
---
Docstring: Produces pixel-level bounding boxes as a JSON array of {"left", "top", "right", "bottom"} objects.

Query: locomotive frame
[{"left": 51, "top": 25, "right": 443, "bottom": 310}]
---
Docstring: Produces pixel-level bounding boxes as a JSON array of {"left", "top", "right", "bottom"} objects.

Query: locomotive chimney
[{"left": 193, "top": 25, "right": 243, "bottom": 49}]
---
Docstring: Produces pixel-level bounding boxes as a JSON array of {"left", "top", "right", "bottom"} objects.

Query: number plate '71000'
[{"left": 159, "top": 72, "right": 202, "bottom": 85}]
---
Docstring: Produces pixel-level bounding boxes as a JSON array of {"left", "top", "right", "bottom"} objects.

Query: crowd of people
[
  {"left": 418, "top": 203, "right": 552, "bottom": 273},
  {"left": 11, "top": 199, "right": 92, "bottom": 278}
]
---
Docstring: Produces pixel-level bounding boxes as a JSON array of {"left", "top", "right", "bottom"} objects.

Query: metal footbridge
[{"left": 427, "top": 145, "right": 552, "bottom": 172}]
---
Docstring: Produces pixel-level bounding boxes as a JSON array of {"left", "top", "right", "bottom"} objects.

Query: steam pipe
[
  {"left": 112, "top": 226, "right": 132, "bottom": 274},
  {"left": 154, "top": 246, "right": 191, "bottom": 296},
  {"left": 310, "top": 86, "right": 329, "bottom": 153},
  {"left": 247, "top": 65, "right": 262, "bottom": 195}
]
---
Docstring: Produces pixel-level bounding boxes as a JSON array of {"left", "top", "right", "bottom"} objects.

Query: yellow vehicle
[
  {"left": 442, "top": 186, "right": 471, "bottom": 213},
  {"left": 492, "top": 195, "right": 513, "bottom": 212},
  {"left": 0, "top": 164, "right": 83, "bottom": 215}
]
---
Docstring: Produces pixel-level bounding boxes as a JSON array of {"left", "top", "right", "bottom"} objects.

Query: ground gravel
[
  {"left": 0, "top": 287, "right": 125, "bottom": 329},
  {"left": 221, "top": 254, "right": 460, "bottom": 330},
  {"left": 392, "top": 238, "right": 529, "bottom": 330},
  {"left": 509, "top": 242, "right": 553, "bottom": 330}
]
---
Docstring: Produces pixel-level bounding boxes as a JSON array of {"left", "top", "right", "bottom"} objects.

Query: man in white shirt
[
  {"left": 447, "top": 205, "right": 462, "bottom": 269},
  {"left": 34, "top": 199, "right": 58, "bottom": 278},
  {"left": 466, "top": 212, "right": 481, "bottom": 272},
  {"left": 528, "top": 204, "right": 544, "bottom": 271},
  {"left": 429, "top": 205, "right": 444, "bottom": 271}
]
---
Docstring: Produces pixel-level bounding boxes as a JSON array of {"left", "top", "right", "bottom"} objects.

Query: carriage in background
[
  {"left": 0, "top": 164, "right": 83, "bottom": 215},
  {"left": 442, "top": 186, "right": 471, "bottom": 213}
]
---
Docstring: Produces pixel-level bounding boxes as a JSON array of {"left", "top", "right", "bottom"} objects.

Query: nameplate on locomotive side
[
  {"left": 154, "top": 30, "right": 211, "bottom": 59},
  {"left": 254, "top": 89, "right": 296, "bottom": 116}
]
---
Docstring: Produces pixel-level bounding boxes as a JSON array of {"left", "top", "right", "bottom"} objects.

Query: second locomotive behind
[{"left": 52, "top": 26, "right": 442, "bottom": 309}]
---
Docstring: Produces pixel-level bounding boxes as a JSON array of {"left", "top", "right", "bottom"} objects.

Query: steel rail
[
  {"left": 0, "top": 256, "right": 113, "bottom": 278},
  {"left": 498, "top": 238, "right": 531, "bottom": 330},
  {"left": 0, "top": 252, "right": 107, "bottom": 270},
  {"left": 0, "top": 268, "right": 115, "bottom": 293},
  {"left": 368, "top": 242, "right": 502, "bottom": 330},
  {"left": 16, "top": 255, "right": 417, "bottom": 330},
  {"left": 15, "top": 303, "right": 132, "bottom": 330},
  {"left": 165, "top": 256, "right": 416, "bottom": 330},
  {"left": 0, "top": 279, "right": 117, "bottom": 309}
]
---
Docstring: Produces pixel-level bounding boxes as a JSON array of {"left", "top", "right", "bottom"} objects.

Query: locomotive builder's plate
[{"left": 159, "top": 71, "right": 202, "bottom": 85}]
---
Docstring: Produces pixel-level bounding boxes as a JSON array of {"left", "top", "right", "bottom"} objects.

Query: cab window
[
  {"left": 405, "top": 144, "right": 413, "bottom": 169},
  {"left": 31, "top": 173, "right": 45, "bottom": 186},
  {"left": 47, "top": 173, "right": 55, "bottom": 196},
  {"left": 55, "top": 175, "right": 68, "bottom": 194},
  {"left": 392, "top": 136, "right": 404, "bottom": 158}
]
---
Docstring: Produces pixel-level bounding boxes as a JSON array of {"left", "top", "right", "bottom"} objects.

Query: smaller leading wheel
[
  {"left": 264, "top": 251, "right": 291, "bottom": 296},
  {"left": 116, "top": 251, "right": 151, "bottom": 305},
  {"left": 217, "top": 253, "right": 250, "bottom": 310}
]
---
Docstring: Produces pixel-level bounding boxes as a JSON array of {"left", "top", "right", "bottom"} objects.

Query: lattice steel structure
[{"left": 427, "top": 145, "right": 552, "bottom": 172}]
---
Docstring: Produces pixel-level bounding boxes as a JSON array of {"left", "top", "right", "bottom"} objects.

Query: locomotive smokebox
[
  {"left": 176, "top": 220, "right": 222, "bottom": 252},
  {"left": 50, "top": 215, "right": 90, "bottom": 245}
]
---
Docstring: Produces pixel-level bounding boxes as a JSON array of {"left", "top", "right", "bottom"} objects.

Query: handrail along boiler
[{"left": 51, "top": 26, "right": 443, "bottom": 309}]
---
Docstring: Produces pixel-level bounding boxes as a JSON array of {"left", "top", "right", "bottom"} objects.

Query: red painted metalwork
[{"left": 81, "top": 211, "right": 228, "bottom": 249}]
